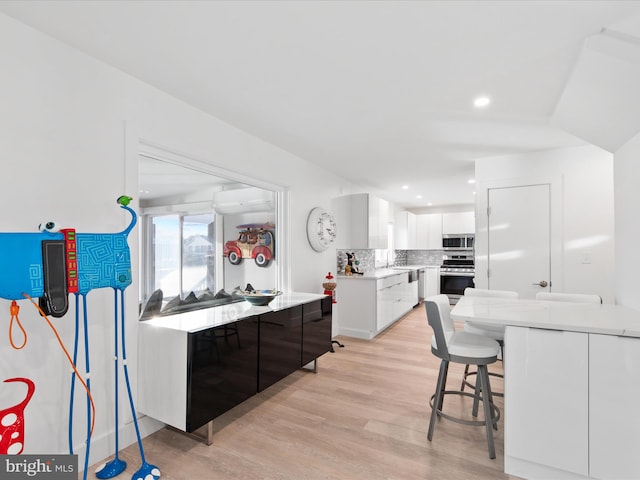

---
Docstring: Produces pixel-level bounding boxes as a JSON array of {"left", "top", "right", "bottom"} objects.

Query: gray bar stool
[
  {"left": 426, "top": 294, "right": 501, "bottom": 459},
  {"left": 461, "top": 287, "right": 519, "bottom": 396}
]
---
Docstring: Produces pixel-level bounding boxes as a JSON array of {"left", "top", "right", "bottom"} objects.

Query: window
[
  {"left": 137, "top": 146, "right": 290, "bottom": 307},
  {"left": 374, "top": 223, "right": 395, "bottom": 268},
  {"left": 147, "top": 212, "right": 215, "bottom": 301}
]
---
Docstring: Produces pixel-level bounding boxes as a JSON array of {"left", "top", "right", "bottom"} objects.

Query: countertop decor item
[
  {"left": 323, "top": 272, "right": 337, "bottom": 303},
  {"left": 306, "top": 207, "right": 337, "bottom": 252},
  {"left": 240, "top": 289, "right": 283, "bottom": 306},
  {"left": 346, "top": 252, "right": 363, "bottom": 275}
]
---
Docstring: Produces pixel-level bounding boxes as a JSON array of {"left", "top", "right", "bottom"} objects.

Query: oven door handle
[{"left": 439, "top": 271, "right": 475, "bottom": 277}]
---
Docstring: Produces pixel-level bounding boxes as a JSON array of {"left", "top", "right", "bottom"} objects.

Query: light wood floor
[{"left": 86, "top": 305, "right": 521, "bottom": 480}]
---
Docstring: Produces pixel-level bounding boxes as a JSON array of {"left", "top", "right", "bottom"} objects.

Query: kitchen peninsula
[
  {"left": 137, "top": 293, "right": 332, "bottom": 443},
  {"left": 452, "top": 295, "right": 640, "bottom": 480}
]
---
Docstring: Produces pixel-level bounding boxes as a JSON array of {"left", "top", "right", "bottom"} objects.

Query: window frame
[{"left": 136, "top": 141, "right": 290, "bottom": 306}]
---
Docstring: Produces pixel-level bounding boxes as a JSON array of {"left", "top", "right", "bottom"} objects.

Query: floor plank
[{"left": 84, "top": 305, "right": 520, "bottom": 479}]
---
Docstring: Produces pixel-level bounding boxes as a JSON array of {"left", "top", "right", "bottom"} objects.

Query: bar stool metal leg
[
  {"left": 478, "top": 364, "right": 496, "bottom": 459},
  {"left": 428, "top": 360, "right": 449, "bottom": 441}
]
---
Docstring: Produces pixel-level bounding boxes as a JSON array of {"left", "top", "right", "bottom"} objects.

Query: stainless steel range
[{"left": 440, "top": 254, "right": 475, "bottom": 304}]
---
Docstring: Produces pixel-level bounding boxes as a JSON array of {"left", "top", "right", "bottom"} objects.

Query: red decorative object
[
  {"left": 223, "top": 222, "right": 275, "bottom": 268},
  {"left": 0, "top": 378, "right": 35, "bottom": 455},
  {"left": 61, "top": 228, "right": 78, "bottom": 293},
  {"left": 323, "top": 272, "right": 337, "bottom": 303}
]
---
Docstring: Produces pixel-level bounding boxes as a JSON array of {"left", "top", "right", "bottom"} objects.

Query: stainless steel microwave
[{"left": 442, "top": 234, "right": 474, "bottom": 251}]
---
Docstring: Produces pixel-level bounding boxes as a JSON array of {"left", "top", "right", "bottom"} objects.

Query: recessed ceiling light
[
  {"left": 473, "top": 96, "right": 491, "bottom": 108},
  {"left": 468, "top": 179, "right": 476, "bottom": 184},
  {"left": 427, "top": 202, "right": 433, "bottom": 206},
  {"left": 416, "top": 195, "right": 422, "bottom": 199},
  {"left": 402, "top": 185, "right": 409, "bottom": 190}
]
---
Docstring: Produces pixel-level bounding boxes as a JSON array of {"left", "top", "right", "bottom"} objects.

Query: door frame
[{"left": 475, "top": 174, "right": 564, "bottom": 293}]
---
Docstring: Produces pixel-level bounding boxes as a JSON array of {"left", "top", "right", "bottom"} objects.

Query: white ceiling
[
  {"left": 138, "top": 155, "right": 240, "bottom": 202},
  {"left": 2, "top": 0, "right": 640, "bottom": 209}
]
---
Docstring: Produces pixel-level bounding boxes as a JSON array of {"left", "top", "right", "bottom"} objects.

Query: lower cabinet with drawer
[
  {"left": 138, "top": 295, "right": 332, "bottom": 437},
  {"left": 337, "top": 272, "right": 416, "bottom": 339}
]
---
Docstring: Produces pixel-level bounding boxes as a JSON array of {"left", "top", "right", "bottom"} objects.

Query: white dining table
[{"left": 450, "top": 295, "right": 640, "bottom": 480}]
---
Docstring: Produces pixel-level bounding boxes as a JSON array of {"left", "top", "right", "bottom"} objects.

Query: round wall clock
[{"left": 306, "top": 207, "right": 337, "bottom": 252}]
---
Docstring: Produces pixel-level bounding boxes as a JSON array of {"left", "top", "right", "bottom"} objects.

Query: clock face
[{"left": 306, "top": 207, "right": 337, "bottom": 252}]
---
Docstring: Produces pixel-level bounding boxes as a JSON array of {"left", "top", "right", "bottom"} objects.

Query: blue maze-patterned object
[
  {"left": 0, "top": 205, "right": 136, "bottom": 302},
  {"left": 75, "top": 232, "right": 132, "bottom": 294},
  {"left": 0, "top": 231, "right": 60, "bottom": 300}
]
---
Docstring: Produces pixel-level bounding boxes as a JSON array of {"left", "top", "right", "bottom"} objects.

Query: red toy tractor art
[{"left": 223, "top": 223, "right": 275, "bottom": 267}]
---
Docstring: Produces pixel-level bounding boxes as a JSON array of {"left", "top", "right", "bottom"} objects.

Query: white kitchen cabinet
[
  {"left": 403, "top": 279, "right": 419, "bottom": 311},
  {"left": 333, "top": 193, "right": 389, "bottom": 249},
  {"left": 589, "top": 334, "right": 640, "bottom": 480},
  {"left": 337, "top": 272, "right": 414, "bottom": 339},
  {"left": 376, "top": 283, "right": 388, "bottom": 331},
  {"left": 415, "top": 213, "right": 442, "bottom": 249},
  {"left": 425, "top": 266, "right": 440, "bottom": 297},
  {"left": 374, "top": 195, "right": 389, "bottom": 248},
  {"left": 504, "top": 327, "right": 640, "bottom": 480},
  {"left": 504, "top": 326, "right": 589, "bottom": 478},
  {"left": 394, "top": 210, "right": 416, "bottom": 249},
  {"left": 441, "top": 212, "right": 474, "bottom": 234},
  {"left": 376, "top": 273, "right": 407, "bottom": 331},
  {"left": 376, "top": 280, "right": 394, "bottom": 331},
  {"left": 407, "top": 212, "right": 417, "bottom": 248}
]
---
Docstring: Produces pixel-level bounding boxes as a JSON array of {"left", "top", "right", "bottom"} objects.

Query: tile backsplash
[
  {"left": 337, "top": 249, "right": 446, "bottom": 274},
  {"left": 337, "top": 249, "right": 375, "bottom": 274},
  {"left": 406, "top": 250, "right": 446, "bottom": 266}
]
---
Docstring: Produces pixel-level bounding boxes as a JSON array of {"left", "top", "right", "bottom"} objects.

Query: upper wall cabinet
[
  {"left": 333, "top": 193, "right": 389, "bottom": 249},
  {"left": 416, "top": 213, "right": 442, "bottom": 249},
  {"left": 442, "top": 212, "right": 475, "bottom": 235},
  {"left": 394, "top": 211, "right": 416, "bottom": 249},
  {"left": 393, "top": 211, "right": 475, "bottom": 249}
]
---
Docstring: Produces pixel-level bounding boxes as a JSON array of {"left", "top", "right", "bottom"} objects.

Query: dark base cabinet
[
  {"left": 138, "top": 294, "right": 332, "bottom": 436},
  {"left": 258, "top": 305, "right": 303, "bottom": 391},
  {"left": 302, "top": 297, "right": 333, "bottom": 366},
  {"left": 258, "top": 297, "right": 333, "bottom": 392},
  {"left": 186, "top": 316, "right": 259, "bottom": 432}
]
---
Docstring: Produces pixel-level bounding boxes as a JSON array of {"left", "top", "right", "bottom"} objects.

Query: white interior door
[{"left": 488, "top": 184, "right": 550, "bottom": 299}]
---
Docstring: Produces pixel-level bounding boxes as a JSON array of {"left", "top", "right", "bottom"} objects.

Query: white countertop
[
  {"left": 337, "top": 268, "right": 408, "bottom": 280},
  {"left": 392, "top": 264, "right": 431, "bottom": 270},
  {"left": 337, "top": 264, "right": 437, "bottom": 280},
  {"left": 451, "top": 296, "right": 640, "bottom": 337},
  {"left": 139, "top": 292, "right": 326, "bottom": 333}
]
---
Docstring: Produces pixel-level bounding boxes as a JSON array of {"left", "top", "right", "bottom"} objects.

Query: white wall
[
  {"left": 0, "top": 13, "right": 359, "bottom": 468},
  {"left": 475, "top": 144, "right": 615, "bottom": 303},
  {"left": 614, "top": 131, "right": 640, "bottom": 309}
]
